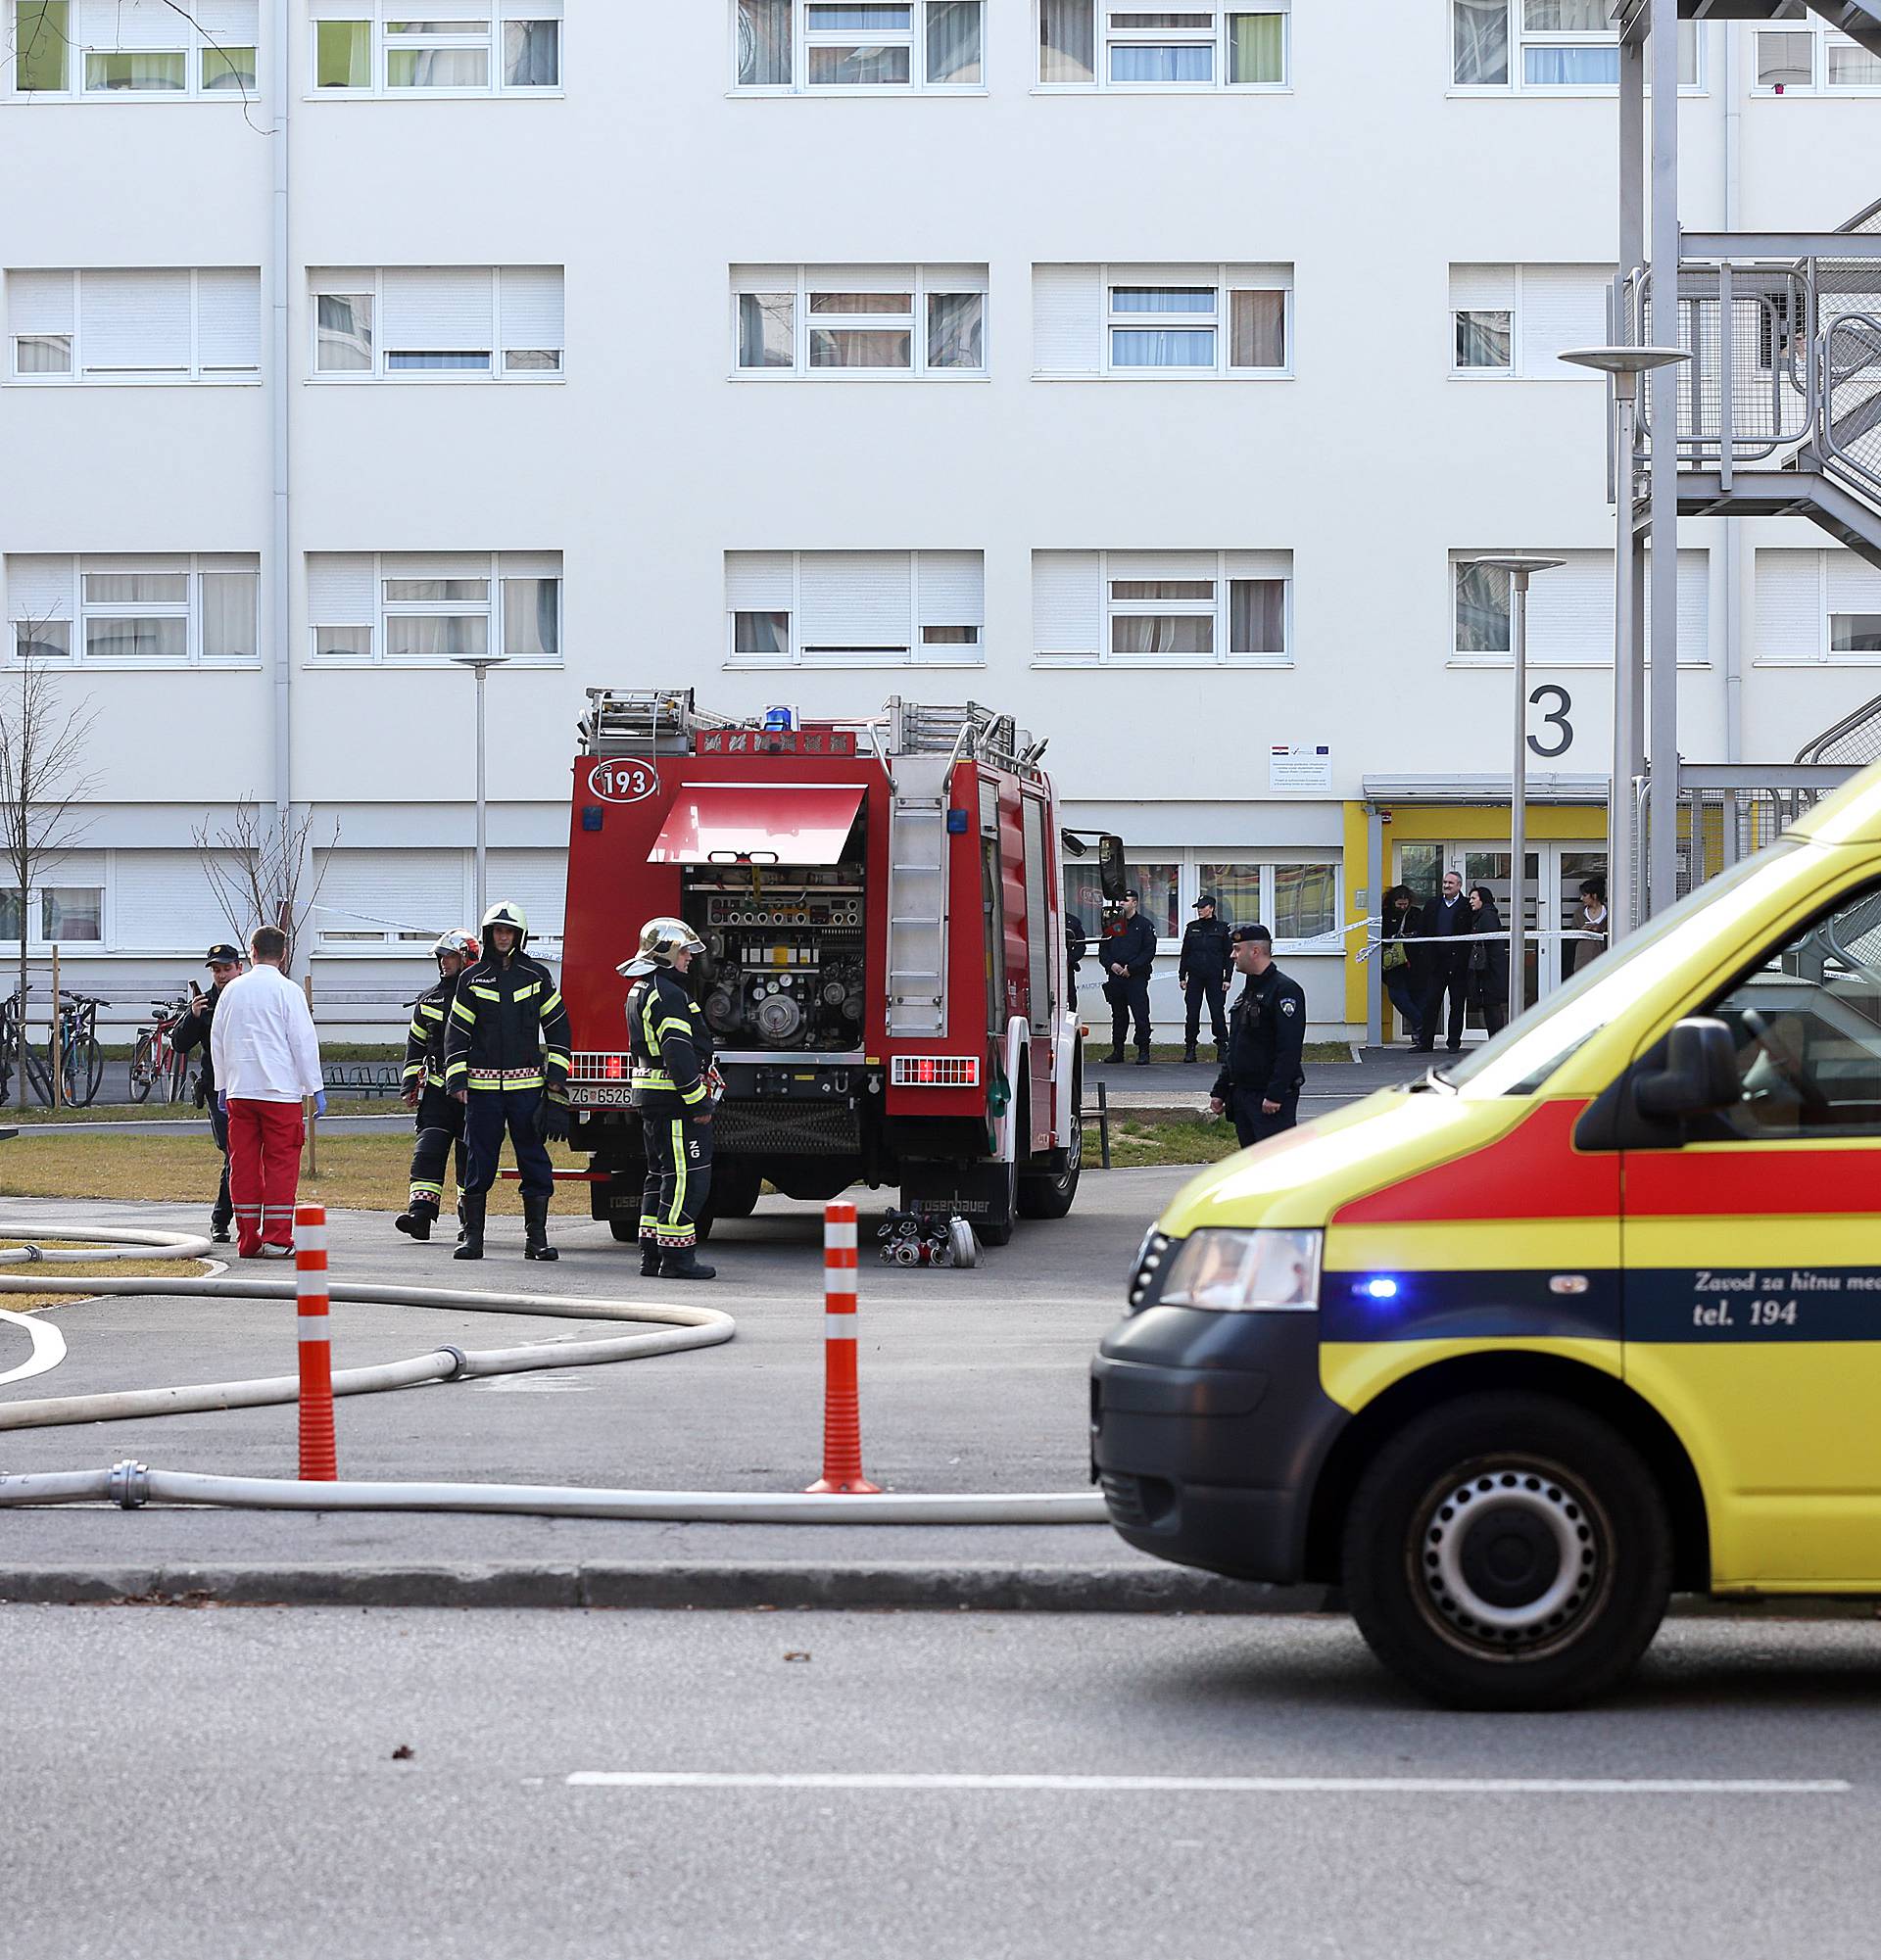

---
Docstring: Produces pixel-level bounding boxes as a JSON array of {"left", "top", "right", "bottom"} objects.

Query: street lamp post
[
  {"left": 452, "top": 653, "right": 509, "bottom": 922},
  {"left": 1558, "top": 345, "right": 1692, "bottom": 937},
  {"left": 1467, "top": 556, "right": 1563, "bottom": 1030}
]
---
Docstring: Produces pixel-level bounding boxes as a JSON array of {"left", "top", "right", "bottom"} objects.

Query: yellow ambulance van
[{"left": 1093, "top": 768, "right": 1881, "bottom": 1707}]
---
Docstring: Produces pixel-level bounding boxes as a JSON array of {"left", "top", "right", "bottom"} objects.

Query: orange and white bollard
[
  {"left": 294, "top": 1202, "right": 337, "bottom": 1482},
  {"left": 806, "top": 1198, "right": 880, "bottom": 1495}
]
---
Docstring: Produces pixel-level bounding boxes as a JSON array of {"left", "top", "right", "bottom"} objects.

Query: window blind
[
  {"left": 1033, "top": 265, "right": 1103, "bottom": 373},
  {"left": 499, "top": 267, "right": 564, "bottom": 353},
  {"left": 81, "top": 270, "right": 191, "bottom": 370},
  {"left": 76, "top": 0, "right": 188, "bottom": 49},
  {"left": 1519, "top": 264, "right": 1611, "bottom": 375},
  {"left": 1828, "top": 549, "right": 1881, "bottom": 613},
  {"left": 1755, "top": 550, "right": 1820, "bottom": 659},
  {"left": 487, "top": 850, "right": 567, "bottom": 940},
  {"left": 1032, "top": 550, "right": 1102, "bottom": 652},
  {"left": 5, "top": 556, "right": 75, "bottom": 620},
  {"left": 196, "top": 268, "right": 262, "bottom": 370},
  {"left": 1450, "top": 263, "right": 1517, "bottom": 311},
  {"left": 379, "top": 268, "right": 496, "bottom": 353},
  {"left": 307, "top": 553, "right": 376, "bottom": 626},
  {"left": 726, "top": 552, "right": 795, "bottom": 613},
  {"left": 797, "top": 552, "right": 913, "bottom": 646},
  {"left": 111, "top": 850, "right": 238, "bottom": 952},
  {"left": 314, "top": 850, "right": 466, "bottom": 939},
  {"left": 7, "top": 271, "right": 75, "bottom": 336},
  {"left": 915, "top": 551, "right": 985, "bottom": 628}
]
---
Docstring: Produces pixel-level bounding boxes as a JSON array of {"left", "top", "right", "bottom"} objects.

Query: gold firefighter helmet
[{"left": 617, "top": 915, "right": 705, "bottom": 980}]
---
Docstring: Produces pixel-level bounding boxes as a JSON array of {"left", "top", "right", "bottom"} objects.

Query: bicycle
[
  {"left": 0, "top": 987, "right": 53, "bottom": 1107},
  {"left": 130, "top": 997, "right": 192, "bottom": 1105},
  {"left": 47, "top": 990, "right": 105, "bottom": 1108}
]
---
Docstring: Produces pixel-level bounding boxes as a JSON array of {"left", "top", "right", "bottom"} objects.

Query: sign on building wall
[{"left": 1269, "top": 743, "right": 1331, "bottom": 794}]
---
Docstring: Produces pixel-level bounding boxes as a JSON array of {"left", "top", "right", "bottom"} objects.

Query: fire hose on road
[{"left": 0, "top": 1219, "right": 1108, "bottom": 1526}]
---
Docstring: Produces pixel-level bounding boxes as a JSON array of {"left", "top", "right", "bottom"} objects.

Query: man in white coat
[{"left": 210, "top": 925, "right": 325, "bottom": 1258}]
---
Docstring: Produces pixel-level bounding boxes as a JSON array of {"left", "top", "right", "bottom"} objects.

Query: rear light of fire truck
[{"left": 891, "top": 1056, "right": 981, "bottom": 1088}]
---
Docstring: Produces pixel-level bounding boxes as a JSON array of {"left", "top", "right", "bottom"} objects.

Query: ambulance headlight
[{"left": 1158, "top": 1228, "right": 1322, "bottom": 1314}]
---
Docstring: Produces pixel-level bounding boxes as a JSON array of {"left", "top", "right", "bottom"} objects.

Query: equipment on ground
[
  {"left": 876, "top": 1208, "right": 977, "bottom": 1268},
  {"left": 558, "top": 692, "right": 1117, "bottom": 1248}
]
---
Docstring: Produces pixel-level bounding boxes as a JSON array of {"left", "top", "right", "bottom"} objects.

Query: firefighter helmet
[
  {"left": 616, "top": 916, "right": 704, "bottom": 979},
  {"left": 480, "top": 901, "right": 528, "bottom": 949},
  {"left": 432, "top": 929, "right": 479, "bottom": 963}
]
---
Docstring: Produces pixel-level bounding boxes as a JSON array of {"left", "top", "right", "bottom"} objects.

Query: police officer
[
  {"left": 394, "top": 928, "right": 478, "bottom": 1244},
  {"left": 444, "top": 901, "right": 572, "bottom": 1264},
  {"left": 1178, "top": 892, "right": 1232, "bottom": 1065},
  {"left": 1209, "top": 924, "right": 1308, "bottom": 1147},
  {"left": 1100, "top": 889, "right": 1158, "bottom": 1067},
  {"left": 171, "top": 943, "right": 242, "bottom": 1244},
  {"left": 621, "top": 917, "right": 717, "bottom": 1281}
]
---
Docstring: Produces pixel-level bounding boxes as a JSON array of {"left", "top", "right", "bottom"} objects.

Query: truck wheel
[
  {"left": 1341, "top": 1392, "right": 1672, "bottom": 1711},
  {"left": 712, "top": 1160, "right": 761, "bottom": 1219},
  {"left": 608, "top": 1217, "right": 642, "bottom": 1244},
  {"left": 1016, "top": 1113, "right": 1082, "bottom": 1219}
]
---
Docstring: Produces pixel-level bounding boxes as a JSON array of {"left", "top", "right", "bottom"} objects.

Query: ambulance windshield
[{"left": 1441, "top": 841, "right": 1806, "bottom": 1097}]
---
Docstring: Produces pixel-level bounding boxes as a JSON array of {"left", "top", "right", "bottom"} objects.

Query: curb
[{"left": 0, "top": 1560, "right": 1339, "bottom": 1614}]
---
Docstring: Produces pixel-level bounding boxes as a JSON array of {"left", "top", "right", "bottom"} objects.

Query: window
[
  {"left": 1033, "top": 550, "right": 1290, "bottom": 666},
  {"left": 1037, "top": 3, "right": 1288, "bottom": 88},
  {"left": 734, "top": 266, "right": 987, "bottom": 377},
  {"left": 1757, "top": 550, "right": 1881, "bottom": 663},
  {"left": 7, "top": 0, "right": 259, "bottom": 99},
  {"left": 1455, "top": 310, "right": 1513, "bottom": 370},
  {"left": 1753, "top": 25, "right": 1881, "bottom": 93},
  {"left": 1034, "top": 263, "right": 1291, "bottom": 377},
  {"left": 308, "top": 552, "right": 561, "bottom": 665},
  {"left": 7, "top": 269, "right": 261, "bottom": 382},
  {"left": 309, "top": 268, "right": 563, "bottom": 379},
  {"left": 0, "top": 872, "right": 104, "bottom": 945},
  {"left": 1198, "top": 862, "right": 1339, "bottom": 943},
  {"left": 312, "top": 5, "right": 560, "bottom": 96},
  {"left": 726, "top": 551, "right": 985, "bottom": 667},
  {"left": 1453, "top": 548, "right": 1709, "bottom": 664},
  {"left": 1453, "top": 2, "right": 1698, "bottom": 90},
  {"left": 1448, "top": 264, "right": 1612, "bottom": 379},
  {"left": 5, "top": 555, "right": 258, "bottom": 666},
  {"left": 734, "top": 0, "right": 984, "bottom": 90}
]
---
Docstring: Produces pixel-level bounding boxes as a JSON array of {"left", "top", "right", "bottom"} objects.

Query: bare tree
[
  {"left": 192, "top": 798, "right": 337, "bottom": 975},
  {"left": 6, "top": 3, "right": 264, "bottom": 134},
  {"left": 0, "top": 646, "right": 98, "bottom": 1107}
]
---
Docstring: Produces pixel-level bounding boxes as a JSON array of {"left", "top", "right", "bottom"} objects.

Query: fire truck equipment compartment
[{"left": 650, "top": 785, "right": 866, "bottom": 865}]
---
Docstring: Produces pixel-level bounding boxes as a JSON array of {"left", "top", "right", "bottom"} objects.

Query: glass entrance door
[{"left": 1397, "top": 843, "right": 1537, "bottom": 1036}]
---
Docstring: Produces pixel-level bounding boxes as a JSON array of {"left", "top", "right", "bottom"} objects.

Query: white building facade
[{"left": 2, "top": 0, "right": 1879, "bottom": 1040}]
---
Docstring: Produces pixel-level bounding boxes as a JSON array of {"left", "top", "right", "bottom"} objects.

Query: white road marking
[
  {"left": 566, "top": 1772, "right": 1850, "bottom": 1795},
  {"left": 0, "top": 1305, "right": 67, "bottom": 1388}
]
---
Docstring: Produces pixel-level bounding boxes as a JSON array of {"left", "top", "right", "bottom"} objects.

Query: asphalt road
[{"left": 3, "top": 1607, "right": 1878, "bottom": 1960}]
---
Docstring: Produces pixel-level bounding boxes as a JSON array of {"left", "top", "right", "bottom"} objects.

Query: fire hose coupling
[
  {"left": 109, "top": 1459, "right": 150, "bottom": 1509},
  {"left": 19, "top": 1244, "right": 42, "bottom": 1265},
  {"left": 435, "top": 1345, "right": 470, "bottom": 1382}
]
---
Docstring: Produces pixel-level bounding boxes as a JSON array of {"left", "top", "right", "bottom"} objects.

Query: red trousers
[{"left": 227, "top": 1099, "right": 305, "bottom": 1256}]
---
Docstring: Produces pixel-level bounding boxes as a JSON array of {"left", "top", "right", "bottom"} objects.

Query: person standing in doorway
[
  {"left": 209, "top": 927, "right": 325, "bottom": 1259},
  {"left": 172, "top": 943, "right": 243, "bottom": 1245},
  {"left": 1100, "top": 889, "right": 1157, "bottom": 1067},
  {"left": 1568, "top": 876, "right": 1609, "bottom": 976},
  {"left": 1378, "top": 885, "right": 1426, "bottom": 1049},
  {"left": 1208, "top": 924, "right": 1307, "bottom": 1147},
  {"left": 1464, "top": 884, "right": 1512, "bottom": 1038},
  {"left": 1419, "top": 868, "right": 1472, "bottom": 1054},
  {"left": 1178, "top": 892, "right": 1232, "bottom": 1065}
]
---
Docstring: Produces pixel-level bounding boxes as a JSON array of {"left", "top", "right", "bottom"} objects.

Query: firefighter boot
[
  {"left": 395, "top": 1199, "right": 438, "bottom": 1243},
  {"left": 659, "top": 1246, "right": 717, "bottom": 1282},
  {"left": 522, "top": 1194, "right": 558, "bottom": 1263},
  {"left": 456, "top": 1196, "right": 468, "bottom": 1246},
  {"left": 640, "top": 1237, "right": 662, "bottom": 1278},
  {"left": 453, "top": 1192, "right": 486, "bottom": 1262}
]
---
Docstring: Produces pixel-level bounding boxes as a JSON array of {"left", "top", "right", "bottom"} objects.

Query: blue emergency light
[
  {"left": 763, "top": 706, "right": 796, "bottom": 731},
  {"left": 946, "top": 809, "right": 969, "bottom": 835},
  {"left": 1360, "top": 1276, "right": 1400, "bottom": 1301}
]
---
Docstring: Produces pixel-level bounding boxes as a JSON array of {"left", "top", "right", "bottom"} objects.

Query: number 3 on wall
[{"left": 1527, "top": 685, "right": 1572, "bottom": 759}]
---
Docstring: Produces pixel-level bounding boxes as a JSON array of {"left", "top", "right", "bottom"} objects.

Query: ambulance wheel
[{"left": 1342, "top": 1393, "right": 1672, "bottom": 1711}]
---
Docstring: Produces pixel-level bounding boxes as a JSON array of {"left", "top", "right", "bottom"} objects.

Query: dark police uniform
[
  {"left": 444, "top": 941, "right": 571, "bottom": 1213},
  {"left": 627, "top": 966, "right": 715, "bottom": 1255},
  {"left": 1213, "top": 958, "right": 1308, "bottom": 1148},
  {"left": 1100, "top": 909, "right": 1158, "bottom": 1061},
  {"left": 398, "top": 973, "right": 468, "bottom": 1234},
  {"left": 171, "top": 974, "right": 231, "bottom": 1240},
  {"left": 1178, "top": 906, "right": 1233, "bottom": 1057}
]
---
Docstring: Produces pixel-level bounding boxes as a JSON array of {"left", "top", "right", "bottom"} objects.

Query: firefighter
[
  {"left": 394, "top": 929, "right": 478, "bottom": 1244},
  {"left": 171, "top": 943, "right": 243, "bottom": 1245},
  {"left": 620, "top": 917, "right": 717, "bottom": 1282},
  {"left": 444, "top": 901, "right": 572, "bottom": 1264}
]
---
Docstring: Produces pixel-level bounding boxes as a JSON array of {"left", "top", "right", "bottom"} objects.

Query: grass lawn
[
  {"left": 8, "top": 1097, "right": 398, "bottom": 1127},
  {"left": 1103, "top": 1118, "right": 1243, "bottom": 1170},
  {"left": 0, "top": 1242, "right": 211, "bottom": 1313}
]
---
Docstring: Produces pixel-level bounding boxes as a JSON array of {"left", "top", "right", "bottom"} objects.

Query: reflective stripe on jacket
[
  {"left": 627, "top": 969, "right": 713, "bottom": 1107},
  {"left": 442, "top": 952, "right": 571, "bottom": 1092}
]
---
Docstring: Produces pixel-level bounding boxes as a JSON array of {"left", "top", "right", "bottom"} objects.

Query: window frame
[
  {"left": 7, "top": 269, "right": 262, "bottom": 386},
  {"left": 1451, "top": 305, "right": 1516, "bottom": 376},
  {"left": 308, "top": 9, "right": 563, "bottom": 100},
  {"left": 1066, "top": 854, "right": 1341, "bottom": 956},
  {"left": 1751, "top": 24, "right": 1881, "bottom": 95},
  {"left": 308, "top": 268, "right": 565, "bottom": 383},
  {"left": 1451, "top": 1, "right": 1703, "bottom": 95},
  {"left": 6, "top": 0, "right": 260, "bottom": 102},
  {"left": 0, "top": 878, "right": 106, "bottom": 949},
  {"left": 307, "top": 552, "right": 563, "bottom": 669},
  {"left": 732, "top": 266, "right": 989, "bottom": 380},
  {"left": 6, "top": 555, "right": 260, "bottom": 669},
  {"left": 1095, "top": 265, "right": 1289, "bottom": 379},
  {"left": 725, "top": 550, "right": 986, "bottom": 670},
  {"left": 1036, "top": 2, "right": 1291, "bottom": 92},
  {"left": 731, "top": 0, "right": 987, "bottom": 94},
  {"left": 1036, "top": 550, "right": 1292, "bottom": 669}
]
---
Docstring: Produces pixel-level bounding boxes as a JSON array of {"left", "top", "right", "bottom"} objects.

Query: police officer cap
[
  {"left": 205, "top": 943, "right": 241, "bottom": 966},
  {"left": 1194, "top": 893, "right": 1218, "bottom": 910},
  {"left": 1230, "top": 924, "right": 1273, "bottom": 946}
]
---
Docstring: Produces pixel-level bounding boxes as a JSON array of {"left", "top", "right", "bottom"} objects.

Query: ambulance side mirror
[
  {"left": 1097, "top": 835, "right": 1128, "bottom": 904},
  {"left": 1634, "top": 1017, "right": 1741, "bottom": 1121}
]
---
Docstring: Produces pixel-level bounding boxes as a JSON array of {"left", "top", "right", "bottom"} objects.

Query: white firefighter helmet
[
  {"left": 480, "top": 901, "right": 528, "bottom": 948},
  {"left": 616, "top": 916, "right": 705, "bottom": 980},
  {"left": 432, "top": 929, "right": 479, "bottom": 963}
]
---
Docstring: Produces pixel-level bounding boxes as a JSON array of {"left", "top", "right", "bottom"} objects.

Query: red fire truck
[{"left": 558, "top": 691, "right": 1119, "bottom": 1246}]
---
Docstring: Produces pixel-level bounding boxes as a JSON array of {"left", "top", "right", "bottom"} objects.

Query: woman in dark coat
[
  {"left": 1465, "top": 883, "right": 1512, "bottom": 1037},
  {"left": 1379, "top": 884, "right": 1427, "bottom": 1047}
]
